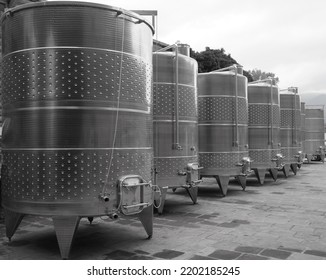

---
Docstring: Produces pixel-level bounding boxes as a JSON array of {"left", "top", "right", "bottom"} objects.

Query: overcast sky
[{"left": 51, "top": 0, "right": 326, "bottom": 97}]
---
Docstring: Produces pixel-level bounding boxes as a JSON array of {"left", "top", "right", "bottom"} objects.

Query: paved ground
[{"left": 1, "top": 162, "right": 326, "bottom": 260}]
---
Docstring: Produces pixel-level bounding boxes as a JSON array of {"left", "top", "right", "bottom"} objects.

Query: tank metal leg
[
  {"left": 138, "top": 204, "right": 153, "bottom": 239},
  {"left": 253, "top": 168, "right": 266, "bottom": 185},
  {"left": 282, "top": 164, "right": 290, "bottom": 178},
  {"left": 306, "top": 154, "right": 312, "bottom": 164},
  {"left": 53, "top": 216, "right": 80, "bottom": 259},
  {"left": 87, "top": 217, "right": 94, "bottom": 224},
  {"left": 290, "top": 163, "right": 298, "bottom": 175},
  {"left": 154, "top": 186, "right": 168, "bottom": 214},
  {"left": 269, "top": 168, "right": 278, "bottom": 181},
  {"left": 4, "top": 209, "right": 25, "bottom": 242},
  {"left": 185, "top": 185, "right": 198, "bottom": 204},
  {"left": 215, "top": 175, "right": 229, "bottom": 196},
  {"left": 236, "top": 175, "right": 246, "bottom": 191}
]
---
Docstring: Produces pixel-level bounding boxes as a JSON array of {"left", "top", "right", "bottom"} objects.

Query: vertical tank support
[
  {"left": 138, "top": 205, "right": 153, "bottom": 239},
  {"left": 185, "top": 185, "right": 198, "bottom": 204},
  {"left": 269, "top": 168, "right": 278, "bottom": 181},
  {"left": 253, "top": 168, "right": 267, "bottom": 185},
  {"left": 4, "top": 209, "right": 25, "bottom": 241},
  {"left": 215, "top": 175, "right": 230, "bottom": 196},
  {"left": 282, "top": 164, "right": 290, "bottom": 178},
  {"left": 53, "top": 216, "right": 81, "bottom": 259},
  {"left": 236, "top": 175, "right": 247, "bottom": 190},
  {"left": 290, "top": 163, "right": 298, "bottom": 175}
]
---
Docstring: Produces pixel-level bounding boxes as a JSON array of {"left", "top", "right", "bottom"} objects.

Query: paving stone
[
  {"left": 199, "top": 221, "right": 220, "bottom": 226},
  {"left": 183, "top": 213, "right": 202, "bottom": 218},
  {"left": 288, "top": 252, "right": 326, "bottom": 260},
  {"left": 152, "top": 249, "right": 184, "bottom": 259},
  {"left": 260, "top": 249, "right": 292, "bottom": 259},
  {"left": 304, "top": 250, "right": 326, "bottom": 258},
  {"left": 218, "top": 222, "right": 239, "bottom": 228},
  {"left": 232, "top": 219, "right": 250, "bottom": 225},
  {"left": 237, "top": 254, "right": 269, "bottom": 260},
  {"left": 234, "top": 246, "right": 264, "bottom": 254},
  {"left": 208, "top": 249, "right": 242, "bottom": 260},
  {"left": 103, "top": 250, "right": 136, "bottom": 260},
  {"left": 128, "top": 255, "right": 156, "bottom": 260},
  {"left": 134, "top": 250, "right": 150, "bottom": 255},
  {"left": 271, "top": 192, "right": 285, "bottom": 195},
  {"left": 278, "top": 246, "right": 303, "bottom": 253},
  {"left": 197, "top": 214, "right": 218, "bottom": 219},
  {"left": 188, "top": 255, "right": 216, "bottom": 260}
]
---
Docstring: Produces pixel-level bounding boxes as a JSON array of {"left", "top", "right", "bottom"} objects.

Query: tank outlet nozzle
[
  {"left": 108, "top": 213, "right": 119, "bottom": 220},
  {"left": 99, "top": 194, "right": 110, "bottom": 202}
]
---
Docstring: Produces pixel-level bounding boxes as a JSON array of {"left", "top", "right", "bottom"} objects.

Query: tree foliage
[
  {"left": 190, "top": 47, "right": 278, "bottom": 84},
  {"left": 190, "top": 47, "right": 237, "bottom": 73},
  {"left": 248, "top": 69, "right": 279, "bottom": 84}
]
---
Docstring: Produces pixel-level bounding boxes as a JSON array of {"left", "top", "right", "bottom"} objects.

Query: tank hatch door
[{"left": 118, "top": 175, "right": 153, "bottom": 215}]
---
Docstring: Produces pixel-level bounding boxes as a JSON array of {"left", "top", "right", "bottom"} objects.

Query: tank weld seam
[
  {"left": 248, "top": 126, "right": 280, "bottom": 128},
  {"left": 249, "top": 149, "right": 281, "bottom": 151},
  {"left": 153, "top": 120, "right": 197, "bottom": 123},
  {"left": 305, "top": 118, "right": 324, "bottom": 120},
  {"left": 2, "top": 147, "right": 152, "bottom": 151},
  {"left": 6, "top": 106, "right": 150, "bottom": 114},
  {"left": 154, "top": 156, "right": 197, "bottom": 159},
  {"left": 249, "top": 103, "right": 280, "bottom": 106},
  {"left": 198, "top": 95, "right": 247, "bottom": 99},
  {"left": 153, "top": 82, "right": 195, "bottom": 88},
  {"left": 2, "top": 46, "right": 148, "bottom": 61},
  {"left": 199, "top": 152, "right": 248, "bottom": 154},
  {"left": 198, "top": 123, "right": 247, "bottom": 126}
]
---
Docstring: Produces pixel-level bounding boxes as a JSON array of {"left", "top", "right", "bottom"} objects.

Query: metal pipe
[
  {"left": 234, "top": 66, "right": 239, "bottom": 147},
  {"left": 292, "top": 87, "right": 298, "bottom": 146},
  {"left": 174, "top": 46, "right": 181, "bottom": 149},
  {"left": 270, "top": 78, "right": 274, "bottom": 147},
  {"left": 154, "top": 41, "right": 180, "bottom": 53},
  {"left": 212, "top": 64, "right": 237, "bottom": 72},
  {"left": 154, "top": 41, "right": 182, "bottom": 150}
]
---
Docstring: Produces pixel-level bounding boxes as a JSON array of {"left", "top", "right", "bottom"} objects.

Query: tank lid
[
  {"left": 1, "top": 1, "right": 155, "bottom": 34},
  {"left": 248, "top": 81, "right": 278, "bottom": 89},
  {"left": 177, "top": 43, "right": 190, "bottom": 56}
]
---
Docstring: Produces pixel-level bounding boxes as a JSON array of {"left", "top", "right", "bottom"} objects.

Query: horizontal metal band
[
  {"left": 154, "top": 120, "right": 197, "bottom": 124},
  {"left": 153, "top": 82, "right": 195, "bottom": 89},
  {"left": 249, "top": 149, "right": 281, "bottom": 151},
  {"left": 198, "top": 95, "right": 247, "bottom": 100},
  {"left": 305, "top": 118, "right": 324, "bottom": 120},
  {"left": 5, "top": 106, "right": 150, "bottom": 115},
  {"left": 249, "top": 103, "right": 280, "bottom": 106},
  {"left": 198, "top": 123, "right": 248, "bottom": 127},
  {"left": 2, "top": 147, "right": 152, "bottom": 151},
  {"left": 280, "top": 108, "right": 300, "bottom": 111},
  {"left": 154, "top": 155, "right": 197, "bottom": 159},
  {"left": 304, "top": 139, "right": 325, "bottom": 142},
  {"left": 2, "top": 46, "right": 147, "bottom": 61},
  {"left": 248, "top": 125, "right": 280, "bottom": 129},
  {"left": 199, "top": 151, "right": 248, "bottom": 154}
]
